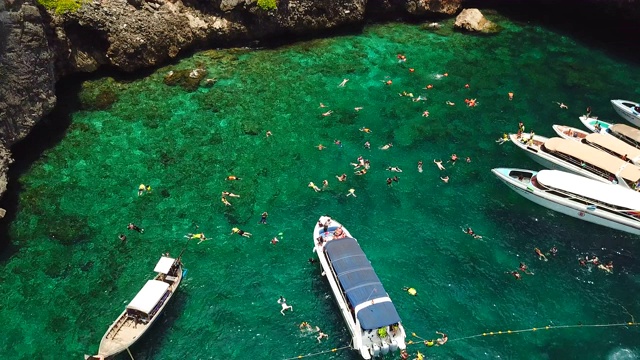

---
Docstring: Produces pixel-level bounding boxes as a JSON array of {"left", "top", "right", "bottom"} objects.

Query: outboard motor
[
  {"left": 381, "top": 342, "right": 390, "bottom": 355},
  {"left": 390, "top": 340, "right": 399, "bottom": 352},
  {"left": 372, "top": 344, "right": 381, "bottom": 357}
]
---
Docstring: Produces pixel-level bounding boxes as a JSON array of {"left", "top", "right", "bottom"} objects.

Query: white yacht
[
  {"left": 606, "top": 123, "right": 640, "bottom": 148},
  {"left": 611, "top": 99, "right": 640, "bottom": 127},
  {"left": 509, "top": 134, "right": 640, "bottom": 189},
  {"left": 492, "top": 168, "right": 640, "bottom": 235},
  {"left": 92, "top": 256, "right": 184, "bottom": 358},
  {"left": 312, "top": 216, "right": 406, "bottom": 359},
  {"left": 552, "top": 124, "right": 589, "bottom": 141},
  {"left": 579, "top": 133, "right": 640, "bottom": 166},
  {"left": 579, "top": 115, "right": 613, "bottom": 134}
]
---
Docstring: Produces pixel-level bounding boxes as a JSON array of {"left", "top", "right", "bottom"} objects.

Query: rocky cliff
[{"left": 0, "top": 0, "right": 639, "bottom": 202}]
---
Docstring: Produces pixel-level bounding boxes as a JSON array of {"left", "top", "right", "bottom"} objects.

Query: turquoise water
[{"left": 2, "top": 13, "right": 640, "bottom": 360}]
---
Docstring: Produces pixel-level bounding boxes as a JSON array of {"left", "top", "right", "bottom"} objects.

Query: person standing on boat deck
[
  {"left": 231, "top": 227, "right": 252, "bottom": 238},
  {"left": 448, "top": 153, "right": 458, "bottom": 164},
  {"left": 364, "top": 141, "right": 371, "bottom": 149},
  {"left": 316, "top": 326, "right": 329, "bottom": 342},
  {"left": 278, "top": 296, "right": 293, "bottom": 315},
  {"left": 346, "top": 188, "right": 357, "bottom": 197},
  {"left": 322, "top": 180, "right": 329, "bottom": 189}
]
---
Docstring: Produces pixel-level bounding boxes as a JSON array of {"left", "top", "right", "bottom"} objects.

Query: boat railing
[
  {"left": 324, "top": 248, "right": 355, "bottom": 321},
  {"left": 543, "top": 184, "right": 640, "bottom": 220},
  {"left": 543, "top": 146, "right": 616, "bottom": 181},
  {"left": 107, "top": 314, "right": 129, "bottom": 339}
]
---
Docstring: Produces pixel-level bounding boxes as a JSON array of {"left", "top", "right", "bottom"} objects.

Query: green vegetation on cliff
[
  {"left": 257, "top": 0, "right": 277, "bottom": 11},
  {"left": 37, "top": 0, "right": 82, "bottom": 14}
]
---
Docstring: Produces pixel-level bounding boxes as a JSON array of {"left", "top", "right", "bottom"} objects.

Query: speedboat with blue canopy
[{"left": 312, "top": 216, "right": 406, "bottom": 359}]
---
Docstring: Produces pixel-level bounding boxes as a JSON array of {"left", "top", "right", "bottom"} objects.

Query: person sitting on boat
[
  {"left": 231, "top": 227, "right": 252, "bottom": 238},
  {"left": 333, "top": 227, "right": 345, "bottom": 239},
  {"left": 336, "top": 173, "right": 347, "bottom": 182},
  {"left": 423, "top": 339, "right": 435, "bottom": 347},
  {"left": 391, "top": 323, "right": 400, "bottom": 335},
  {"left": 594, "top": 122, "right": 602, "bottom": 132}
]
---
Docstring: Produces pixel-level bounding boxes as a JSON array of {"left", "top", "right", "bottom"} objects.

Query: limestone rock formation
[
  {"left": 454, "top": 8, "right": 497, "bottom": 33},
  {"left": 0, "top": 0, "right": 57, "bottom": 195}
]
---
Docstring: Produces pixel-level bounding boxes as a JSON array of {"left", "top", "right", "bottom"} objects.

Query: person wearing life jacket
[
  {"left": 226, "top": 175, "right": 241, "bottom": 181},
  {"left": 377, "top": 327, "right": 388, "bottom": 338}
]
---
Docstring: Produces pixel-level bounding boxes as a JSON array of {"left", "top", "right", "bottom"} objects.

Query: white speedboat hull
[
  {"left": 612, "top": 99, "right": 640, "bottom": 127},
  {"left": 552, "top": 125, "right": 589, "bottom": 141},
  {"left": 312, "top": 216, "right": 406, "bottom": 359},
  {"left": 493, "top": 168, "right": 640, "bottom": 235},
  {"left": 579, "top": 116, "right": 613, "bottom": 134},
  {"left": 508, "top": 134, "right": 614, "bottom": 184}
]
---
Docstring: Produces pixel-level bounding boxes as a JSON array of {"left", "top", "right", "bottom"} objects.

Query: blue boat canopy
[{"left": 324, "top": 237, "right": 402, "bottom": 330}]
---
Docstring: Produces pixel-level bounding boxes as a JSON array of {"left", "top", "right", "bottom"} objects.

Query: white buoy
[
  {"left": 381, "top": 342, "right": 390, "bottom": 355},
  {"left": 372, "top": 344, "right": 380, "bottom": 357},
  {"left": 390, "top": 340, "right": 399, "bottom": 352}
]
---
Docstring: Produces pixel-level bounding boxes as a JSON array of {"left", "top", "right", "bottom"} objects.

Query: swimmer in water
[
  {"left": 308, "top": 182, "right": 321, "bottom": 192},
  {"left": 422, "top": 110, "right": 430, "bottom": 117},
  {"left": 417, "top": 160, "right": 423, "bottom": 173},
  {"left": 433, "top": 159, "right": 445, "bottom": 170},
  {"left": 555, "top": 101, "right": 568, "bottom": 109},
  {"left": 519, "top": 262, "right": 534, "bottom": 275},
  {"left": 322, "top": 110, "right": 333, "bottom": 116},
  {"left": 535, "top": 247, "right": 548, "bottom": 261},
  {"left": 221, "top": 196, "right": 232, "bottom": 206},
  {"left": 354, "top": 106, "right": 364, "bottom": 111},
  {"left": 496, "top": 133, "right": 509, "bottom": 145},
  {"left": 386, "top": 166, "right": 403, "bottom": 173},
  {"left": 336, "top": 173, "right": 347, "bottom": 182},
  {"left": 440, "top": 176, "right": 449, "bottom": 183},
  {"left": 316, "top": 144, "right": 326, "bottom": 151},
  {"left": 380, "top": 143, "right": 393, "bottom": 150},
  {"left": 446, "top": 100, "right": 455, "bottom": 106},
  {"left": 364, "top": 141, "right": 371, "bottom": 149},
  {"left": 359, "top": 127, "right": 372, "bottom": 133},
  {"left": 127, "top": 223, "right": 144, "bottom": 233},
  {"left": 338, "top": 79, "right": 349, "bottom": 87}
]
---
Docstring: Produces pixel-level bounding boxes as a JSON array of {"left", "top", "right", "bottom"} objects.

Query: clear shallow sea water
[{"left": 2, "top": 12, "right": 640, "bottom": 360}]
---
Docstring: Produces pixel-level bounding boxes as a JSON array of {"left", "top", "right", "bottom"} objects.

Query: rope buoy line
[
  {"left": 282, "top": 314, "right": 639, "bottom": 359},
  {"left": 408, "top": 321, "right": 640, "bottom": 346},
  {"left": 281, "top": 345, "right": 351, "bottom": 360}
]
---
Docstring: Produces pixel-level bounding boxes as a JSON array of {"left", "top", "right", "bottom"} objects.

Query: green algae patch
[
  {"left": 78, "top": 78, "right": 122, "bottom": 110},
  {"left": 37, "top": 0, "right": 82, "bottom": 14}
]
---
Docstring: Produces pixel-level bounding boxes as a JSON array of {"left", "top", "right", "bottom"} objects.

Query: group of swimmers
[{"left": 579, "top": 255, "right": 614, "bottom": 273}]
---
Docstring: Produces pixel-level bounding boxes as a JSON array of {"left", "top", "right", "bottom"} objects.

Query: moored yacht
[
  {"left": 509, "top": 134, "right": 640, "bottom": 190},
  {"left": 492, "top": 168, "right": 640, "bottom": 235},
  {"left": 92, "top": 256, "right": 184, "bottom": 358},
  {"left": 611, "top": 99, "right": 640, "bottom": 127},
  {"left": 552, "top": 125, "right": 589, "bottom": 141},
  {"left": 606, "top": 123, "right": 640, "bottom": 148},
  {"left": 580, "top": 133, "right": 640, "bottom": 166},
  {"left": 312, "top": 216, "right": 406, "bottom": 359},
  {"left": 579, "top": 116, "right": 612, "bottom": 134}
]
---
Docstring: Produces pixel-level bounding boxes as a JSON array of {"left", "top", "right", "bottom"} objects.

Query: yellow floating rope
[
  {"left": 281, "top": 345, "right": 351, "bottom": 360},
  {"left": 409, "top": 321, "right": 640, "bottom": 346}
]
